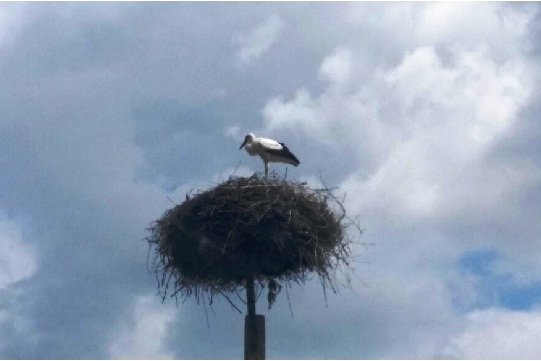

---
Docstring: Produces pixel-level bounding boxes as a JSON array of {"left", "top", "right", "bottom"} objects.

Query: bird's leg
[{"left": 264, "top": 162, "right": 268, "bottom": 179}]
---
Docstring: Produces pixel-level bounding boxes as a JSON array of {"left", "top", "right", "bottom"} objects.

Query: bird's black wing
[{"left": 266, "top": 143, "right": 300, "bottom": 166}]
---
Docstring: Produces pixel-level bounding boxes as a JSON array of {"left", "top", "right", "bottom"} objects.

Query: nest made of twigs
[{"left": 147, "top": 173, "right": 356, "bottom": 308}]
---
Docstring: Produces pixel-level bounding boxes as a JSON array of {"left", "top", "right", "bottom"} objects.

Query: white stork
[{"left": 239, "top": 133, "right": 300, "bottom": 177}]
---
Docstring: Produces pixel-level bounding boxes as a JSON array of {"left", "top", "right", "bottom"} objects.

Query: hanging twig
[
  {"left": 285, "top": 283, "right": 294, "bottom": 318},
  {"left": 219, "top": 290, "right": 243, "bottom": 314}
]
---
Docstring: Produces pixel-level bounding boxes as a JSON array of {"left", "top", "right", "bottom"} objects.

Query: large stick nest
[{"left": 147, "top": 174, "right": 357, "bottom": 308}]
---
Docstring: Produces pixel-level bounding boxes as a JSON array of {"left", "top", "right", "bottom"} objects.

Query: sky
[{"left": 1, "top": 2, "right": 541, "bottom": 359}]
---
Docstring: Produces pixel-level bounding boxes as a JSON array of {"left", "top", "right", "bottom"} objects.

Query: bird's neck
[{"left": 245, "top": 143, "right": 257, "bottom": 155}]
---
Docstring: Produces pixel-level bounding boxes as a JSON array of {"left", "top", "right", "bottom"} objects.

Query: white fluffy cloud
[
  {"left": 233, "top": 14, "right": 285, "bottom": 65},
  {"left": 416, "top": 2, "right": 535, "bottom": 59},
  {"left": 264, "top": 31, "right": 535, "bottom": 234},
  {"left": 353, "top": 46, "right": 531, "bottom": 218},
  {"left": 443, "top": 307, "right": 541, "bottom": 359},
  {"left": 107, "top": 295, "right": 176, "bottom": 359}
]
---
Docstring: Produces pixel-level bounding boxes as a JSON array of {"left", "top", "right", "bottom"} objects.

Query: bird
[{"left": 239, "top": 132, "right": 300, "bottom": 177}]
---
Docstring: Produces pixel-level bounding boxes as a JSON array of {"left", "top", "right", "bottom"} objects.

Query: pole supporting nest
[{"left": 245, "top": 275, "right": 265, "bottom": 360}]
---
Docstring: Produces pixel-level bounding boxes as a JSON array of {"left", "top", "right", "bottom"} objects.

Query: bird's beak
[{"left": 239, "top": 140, "right": 247, "bottom": 149}]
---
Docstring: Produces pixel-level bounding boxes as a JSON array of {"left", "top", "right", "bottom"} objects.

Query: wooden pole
[{"left": 244, "top": 275, "right": 265, "bottom": 360}]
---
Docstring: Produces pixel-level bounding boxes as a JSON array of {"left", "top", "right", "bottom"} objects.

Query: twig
[
  {"left": 166, "top": 195, "right": 177, "bottom": 205},
  {"left": 285, "top": 283, "right": 294, "bottom": 318},
  {"left": 202, "top": 295, "right": 210, "bottom": 329},
  {"left": 235, "top": 290, "right": 247, "bottom": 305},
  {"left": 219, "top": 290, "right": 243, "bottom": 314}
]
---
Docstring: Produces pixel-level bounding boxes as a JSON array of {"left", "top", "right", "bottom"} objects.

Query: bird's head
[{"left": 239, "top": 133, "right": 255, "bottom": 149}]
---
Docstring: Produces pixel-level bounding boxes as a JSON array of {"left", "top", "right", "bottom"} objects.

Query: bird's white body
[{"left": 240, "top": 133, "right": 300, "bottom": 177}]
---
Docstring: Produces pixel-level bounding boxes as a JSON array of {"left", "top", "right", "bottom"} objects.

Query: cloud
[
  {"left": 442, "top": 307, "right": 541, "bottom": 359},
  {"left": 107, "top": 295, "right": 176, "bottom": 359},
  {"left": 224, "top": 124, "right": 242, "bottom": 140},
  {"left": 355, "top": 46, "right": 531, "bottom": 218},
  {"left": 416, "top": 3, "right": 535, "bottom": 59},
  {"left": 0, "top": 216, "right": 37, "bottom": 290},
  {"left": 319, "top": 47, "right": 353, "bottom": 86},
  {"left": 264, "top": 42, "right": 534, "bottom": 229},
  {"left": 0, "top": 215, "right": 38, "bottom": 355},
  {"left": 234, "top": 14, "right": 285, "bottom": 65}
]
